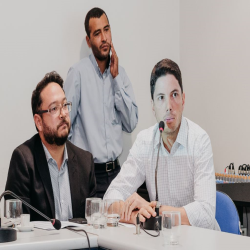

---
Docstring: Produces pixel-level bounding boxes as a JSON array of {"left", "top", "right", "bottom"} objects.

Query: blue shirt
[
  {"left": 64, "top": 53, "right": 138, "bottom": 163},
  {"left": 42, "top": 143, "right": 73, "bottom": 221}
]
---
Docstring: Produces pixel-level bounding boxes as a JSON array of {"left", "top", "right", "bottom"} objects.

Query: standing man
[{"left": 64, "top": 8, "right": 138, "bottom": 198}]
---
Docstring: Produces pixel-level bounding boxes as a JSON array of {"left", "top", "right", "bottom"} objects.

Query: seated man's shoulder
[
  {"left": 185, "top": 117, "right": 211, "bottom": 142},
  {"left": 136, "top": 124, "right": 158, "bottom": 145},
  {"left": 13, "top": 134, "right": 39, "bottom": 157}
]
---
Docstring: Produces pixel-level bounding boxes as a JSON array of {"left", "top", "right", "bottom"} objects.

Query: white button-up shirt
[{"left": 104, "top": 116, "right": 219, "bottom": 230}]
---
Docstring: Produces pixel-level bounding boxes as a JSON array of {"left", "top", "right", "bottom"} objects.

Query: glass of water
[
  {"left": 5, "top": 199, "right": 22, "bottom": 226},
  {"left": 104, "top": 199, "right": 121, "bottom": 227},
  {"left": 162, "top": 211, "right": 181, "bottom": 245},
  {"left": 91, "top": 200, "right": 107, "bottom": 229},
  {"left": 85, "top": 198, "right": 101, "bottom": 225}
]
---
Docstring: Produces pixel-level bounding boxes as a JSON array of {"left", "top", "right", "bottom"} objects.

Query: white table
[
  {"left": 0, "top": 227, "right": 98, "bottom": 250},
  {"left": 0, "top": 224, "right": 250, "bottom": 250},
  {"left": 85, "top": 225, "right": 250, "bottom": 250}
]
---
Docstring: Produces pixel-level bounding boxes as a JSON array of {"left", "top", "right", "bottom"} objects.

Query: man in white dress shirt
[{"left": 104, "top": 59, "right": 219, "bottom": 230}]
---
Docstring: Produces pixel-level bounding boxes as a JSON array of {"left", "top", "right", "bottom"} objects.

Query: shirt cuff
[
  {"left": 183, "top": 202, "right": 216, "bottom": 229},
  {"left": 183, "top": 202, "right": 202, "bottom": 227}
]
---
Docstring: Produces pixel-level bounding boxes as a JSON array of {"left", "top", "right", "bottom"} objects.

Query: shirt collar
[
  {"left": 42, "top": 143, "right": 68, "bottom": 165},
  {"left": 89, "top": 52, "right": 110, "bottom": 77},
  {"left": 175, "top": 116, "right": 187, "bottom": 147},
  {"left": 153, "top": 116, "right": 187, "bottom": 149}
]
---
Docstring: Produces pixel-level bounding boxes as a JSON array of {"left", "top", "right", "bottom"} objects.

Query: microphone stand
[
  {"left": 143, "top": 122, "right": 164, "bottom": 231},
  {"left": 0, "top": 190, "right": 61, "bottom": 243}
]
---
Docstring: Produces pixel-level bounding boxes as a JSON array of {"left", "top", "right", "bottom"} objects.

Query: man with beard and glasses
[
  {"left": 104, "top": 59, "right": 220, "bottom": 231},
  {"left": 5, "top": 71, "right": 96, "bottom": 221},
  {"left": 64, "top": 7, "right": 138, "bottom": 198}
]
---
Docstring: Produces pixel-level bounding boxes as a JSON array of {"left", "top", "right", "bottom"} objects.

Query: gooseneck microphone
[
  {"left": 0, "top": 190, "right": 61, "bottom": 230},
  {"left": 143, "top": 121, "right": 165, "bottom": 231},
  {"left": 155, "top": 121, "right": 165, "bottom": 203}
]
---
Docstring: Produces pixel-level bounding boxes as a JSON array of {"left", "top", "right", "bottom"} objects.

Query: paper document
[{"left": 33, "top": 221, "right": 87, "bottom": 230}]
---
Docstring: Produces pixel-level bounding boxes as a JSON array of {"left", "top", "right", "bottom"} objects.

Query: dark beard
[
  {"left": 92, "top": 43, "right": 110, "bottom": 61},
  {"left": 43, "top": 120, "right": 69, "bottom": 146}
]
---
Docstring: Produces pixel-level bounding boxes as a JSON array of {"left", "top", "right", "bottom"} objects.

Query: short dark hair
[
  {"left": 31, "top": 71, "right": 64, "bottom": 117},
  {"left": 85, "top": 7, "right": 109, "bottom": 37},
  {"left": 150, "top": 59, "right": 183, "bottom": 100}
]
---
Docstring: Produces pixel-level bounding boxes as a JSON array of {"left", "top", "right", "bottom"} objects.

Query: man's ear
[
  {"left": 86, "top": 35, "right": 91, "bottom": 48},
  {"left": 34, "top": 114, "right": 43, "bottom": 132},
  {"left": 151, "top": 99, "right": 156, "bottom": 116},
  {"left": 182, "top": 92, "right": 186, "bottom": 110}
]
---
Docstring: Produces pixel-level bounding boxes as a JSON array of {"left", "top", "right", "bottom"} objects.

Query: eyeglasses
[{"left": 37, "top": 102, "right": 72, "bottom": 116}]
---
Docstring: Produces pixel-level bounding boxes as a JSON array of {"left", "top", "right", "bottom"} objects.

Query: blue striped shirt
[{"left": 42, "top": 143, "right": 73, "bottom": 221}]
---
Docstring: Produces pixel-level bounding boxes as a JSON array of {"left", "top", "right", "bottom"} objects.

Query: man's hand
[
  {"left": 110, "top": 42, "right": 118, "bottom": 78},
  {"left": 130, "top": 211, "right": 147, "bottom": 224},
  {"left": 121, "top": 193, "right": 153, "bottom": 221},
  {"left": 128, "top": 201, "right": 157, "bottom": 224},
  {"left": 138, "top": 201, "right": 157, "bottom": 222}
]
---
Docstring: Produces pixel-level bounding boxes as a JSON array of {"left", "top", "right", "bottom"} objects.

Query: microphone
[
  {"left": 0, "top": 190, "right": 61, "bottom": 230},
  {"left": 143, "top": 121, "right": 165, "bottom": 231},
  {"left": 155, "top": 121, "right": 165, "bottom": 203}
]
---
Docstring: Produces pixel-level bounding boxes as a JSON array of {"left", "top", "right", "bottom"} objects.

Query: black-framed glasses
[{"left": 37, "top": 102, "right": 72, "bottom": 116}]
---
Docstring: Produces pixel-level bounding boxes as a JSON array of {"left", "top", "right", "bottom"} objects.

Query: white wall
[
  {"left": 0, "top": 0, "right": 180, "bottom": 197},
  {"left": 180, "top": 0, "right": 250, "bottom": 173}
]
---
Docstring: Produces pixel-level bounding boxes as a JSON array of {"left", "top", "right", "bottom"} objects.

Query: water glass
[
  {"left": 5, "top": 199, "right": 22, "bottom": 227},
  {"left": 6, "top": 199, "right": 22, "bottom": 219},
  {"left": 85, "top": 197, "right": 101, "bottom": 225},
  {"left": 91, "top": 200, "right": 107, "bottom": 229},
  {"left": 162, "top": 211, "right": 181, "bottom": 245},
  {"left": 104, "top": 199, "right": 121, "bottom": 227}
]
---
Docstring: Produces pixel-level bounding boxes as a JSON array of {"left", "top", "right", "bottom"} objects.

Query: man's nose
[
  {"left": 101, "top": 31, "right": 107, "bottom": 42},
  {"left": 59, "top": 107, "right": 67, "bottom": 118},
  {"left": 166, "top": 99, "right": 172, "bottom": 112}
]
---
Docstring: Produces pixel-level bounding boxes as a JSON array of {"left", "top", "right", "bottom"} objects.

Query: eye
[
  {"left": 158, "top": 95, "right": 164, "bottom": 101},
  {"left": 172, "top": 92, "right": 178, "bottom": 98},
  {"left": 50, "top": 106, "right": 58, "bottom": 113}
]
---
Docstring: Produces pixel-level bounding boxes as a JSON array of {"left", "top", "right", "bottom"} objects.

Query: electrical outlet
[{"left": 241, "top": 227, "right": 247, "bottom": 236}]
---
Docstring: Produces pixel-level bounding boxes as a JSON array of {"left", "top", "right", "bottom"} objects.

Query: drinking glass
[
  {"left": 85, "top": 197, "right": 101, "bottom": 225},
  {"left": 162, "top": 211, "right": 181, "bottom": 245},
  {"left": 6, "top": 199, "right": 22, "bottom": 226},
  {"left": 21, "top": 214, "right": 30, "bottom": 227},
  {"left": 91, "top": 200, "right": 107, "bottom": 229},
  {"left": 104, "top": 199, "right": 121, "bottom": 227}
]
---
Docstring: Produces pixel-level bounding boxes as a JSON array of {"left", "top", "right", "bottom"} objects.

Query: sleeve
[
  {"left": 104, "top": 132, "right": 146, "bottom": 200},
  {"left": 89, "top": 154, "right": 97, "bottom": 198},
  {"left": 5, "top": 148, "right": 31, "bottom": 214},
  {"left": 183, "top": 134, "right": 217, "bottom": 229},
  {"left": 112, "top": 67, "right": 138, "bottom": 133},
  {"left": 64, "top": 67, "right": 81, "bottom": 140}
]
